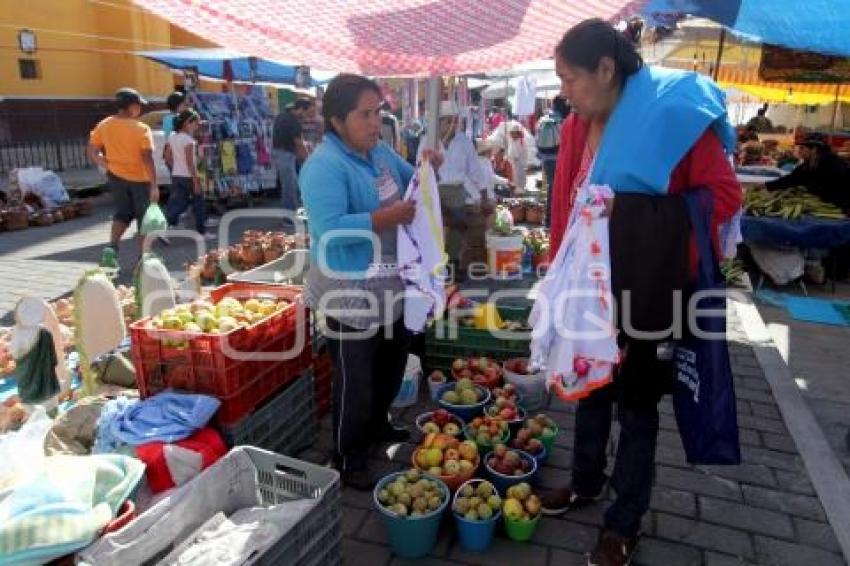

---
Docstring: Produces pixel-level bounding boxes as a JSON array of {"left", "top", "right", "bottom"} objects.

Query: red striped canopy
[{"left": 135, "top": 0, "right": 644, "bottom": 76}]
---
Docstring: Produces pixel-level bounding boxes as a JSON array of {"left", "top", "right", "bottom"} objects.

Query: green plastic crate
[{"left": 425, "top": 305, "right": 531, "bottom": 374}]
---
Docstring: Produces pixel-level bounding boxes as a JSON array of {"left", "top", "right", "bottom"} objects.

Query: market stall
[
  {"left": 742, "top": 216, "right": 850, "bottom": 249},
  {"left": 0, "top": 1, "right": 649, "bottom": 563}
]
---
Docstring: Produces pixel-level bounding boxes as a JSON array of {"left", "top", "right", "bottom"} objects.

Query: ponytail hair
[
  {"left": 174, "top": 109, "right": 200, "bottom": 133},
  {"left": 556, "top": 18, "right": 643, "bottom": 86}
]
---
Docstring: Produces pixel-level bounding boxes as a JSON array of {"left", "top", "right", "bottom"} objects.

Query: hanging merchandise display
[
  {"left": 513, "top": 76, "right": 537, "bottom": 117},
  {"left": 188, "top": 87, "right": 276, "bottom": 200}
]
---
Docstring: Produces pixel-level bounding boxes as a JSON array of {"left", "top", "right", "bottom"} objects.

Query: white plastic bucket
[
  {"left": 502, "top": 360, "right": 547, "bottom": 411},
  {"left": 427, "top": 371, "right": 448, "bottom": 401},
  {"left": 486, "top": 233, "right": 525, "bottom": 279},
  {"left": 392, "top": 354, "right": 422, "bottom": 408}
]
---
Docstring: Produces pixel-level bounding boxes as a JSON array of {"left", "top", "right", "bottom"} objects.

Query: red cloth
[
  {"left": 549, "top": 114, "right": 742, "bottom": 272},
  {"left": 135, "top": 427, "right": 228, "bottom": 493}
]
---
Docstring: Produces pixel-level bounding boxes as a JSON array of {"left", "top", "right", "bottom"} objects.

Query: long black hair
[
  {"left": 556, "top": 18, "right": 643, "bottom": 86},
  {"left": 322, "top": 74, "right": 383, "bottom": 136}
]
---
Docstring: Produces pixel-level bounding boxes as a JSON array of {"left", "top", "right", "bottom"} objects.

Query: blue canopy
[
  {"left": 645, "top": 0, "right": 850, "bottom": 58},
  {"left": 138, "top": 48, "right": 336, "bottom": 86}
]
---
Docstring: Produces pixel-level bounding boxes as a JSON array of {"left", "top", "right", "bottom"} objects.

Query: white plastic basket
[{"left": 501, "top": 360, "right": 546, "bottom": 411}]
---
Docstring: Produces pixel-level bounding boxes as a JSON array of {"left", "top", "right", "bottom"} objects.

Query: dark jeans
[
  {"left": 326, "top": 316, "right": 411, "bottom": 472},
  {"left": 572, "top": 342, "right": 669, "bottom": 538},
  {"left": 165, "top": 177, "right": 206, "bottom": 233},
  {"left": 540, "top": 154, "right": 557, "bottom": 227}
]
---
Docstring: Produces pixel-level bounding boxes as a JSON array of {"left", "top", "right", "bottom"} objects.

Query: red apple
[
  {"left": 573, "top": 356, "right": 591, "bottom": 377},
  {"left": 433, "top": 409, "right": 450, "bottom": 426}
]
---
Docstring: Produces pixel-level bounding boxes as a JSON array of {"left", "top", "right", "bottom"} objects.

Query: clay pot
[
  {"left": 30, "top": 211, "right": 53, "bottom": 227},
  {"left": 227, "top": 246, "right": 243, "bottom": 270},
  {"left": 75, "top": 199, "right": 93, "bottom": 216},
  {"left": 263, "top": 245, "right": 283, "bottom": 264},
  {"left": 201, "top": 259, "right": 218, "bottom": 281},
  {"left": 242, "top": 244, "right": 264, "bottom": 268},
  {"left": 525, "top": 207, "right": 543, "bottom": 225},
  {"left": 60, "top": 203, "right": 77, "bottom": 219},
  {"left": 509, "top": 206, "right": 525, "bottom": 223},
  {"left": 5, "top": 208, "right": 28, "bottom": 231}
]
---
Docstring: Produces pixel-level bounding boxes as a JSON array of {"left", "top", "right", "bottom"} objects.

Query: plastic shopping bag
[
  {"left": 140, "top": 204, "right": 167, "bottom": 235},
  {"left": 673, "top": 188, "right": 741, "bottom": 466}
]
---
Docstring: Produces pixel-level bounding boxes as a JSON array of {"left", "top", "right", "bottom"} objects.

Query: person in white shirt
[
  {"left": 163, "top": 109, "right": 211, "bottom": 239},
  {"left": 506, "top": 120, "right": 529, "bottom": 192},
  {"left": 476, "top": 138, "right": 511, "bottom": 196},
  {"left": 419, "top": 101, "right": 493, "bottom": 279}
]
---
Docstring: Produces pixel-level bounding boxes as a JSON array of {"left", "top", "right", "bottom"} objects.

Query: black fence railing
[
  {"left": 0, "top": 102, "right": 112, "bottom": 174},
  {"left": 0, "top": 136, "right": 91, "bottom": 173}
]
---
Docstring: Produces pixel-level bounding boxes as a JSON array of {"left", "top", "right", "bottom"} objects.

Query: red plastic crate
[
  {"left": 130, "top": 283, "right": 313, "bottom": 424},
  {"left": 313, "top": 349, "right": 333, "bottom": 418},
  {"left": 214, "top": 348, "right": 313, "bottom": 425}
]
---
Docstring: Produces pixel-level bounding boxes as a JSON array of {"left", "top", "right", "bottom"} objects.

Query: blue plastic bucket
[
  {"left": 483, "top": 449, "right": 538, "bottom": 494},
  {"left": 452, "top": 479, "right": 501, "bottom": 552},
  {"left": 531, "top": 445, "right": 547, "bottom": 467},
  {"left": 436, "top": 383, "right": 491, "bottom": 421},
  {"left": 414, "top": 411, "right": 466, "bottom": 438},
  {"left": 373, "top": 472, "right": 449, "bottom": 558}
]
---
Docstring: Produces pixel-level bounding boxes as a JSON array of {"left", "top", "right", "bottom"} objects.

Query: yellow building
[{"left": 0, "top": 0, "right": 213, "bottom": 100}]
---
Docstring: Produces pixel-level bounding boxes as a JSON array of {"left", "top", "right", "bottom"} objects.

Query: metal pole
[
  {"left": 830, "top": 83, "right": 841, "bottom": 132},
  {"left": 427, "top": 76, "right": 440, "bottom": 150},
  {"left": 712, "top": 28, "right": 726, "bottom": 82}
]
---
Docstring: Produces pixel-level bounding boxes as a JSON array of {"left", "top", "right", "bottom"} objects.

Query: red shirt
[{"left": 549, "top": 114, "right": 742, "bottom": 272}]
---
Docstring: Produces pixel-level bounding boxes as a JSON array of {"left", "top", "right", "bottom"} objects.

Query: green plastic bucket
[
  {"left": 373, "top": 472, "right": 449, "bottom": 558},
  {"left": 504, "top": 513, "right": 541, "bottom": 542}
]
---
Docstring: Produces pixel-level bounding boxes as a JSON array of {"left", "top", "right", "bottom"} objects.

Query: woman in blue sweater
[{"left": 300, "top": 74, "right": 421, "bottom": 489}]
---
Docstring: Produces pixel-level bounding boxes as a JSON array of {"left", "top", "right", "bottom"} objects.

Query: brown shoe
[
  {"left": 587, "top": 530, "right": 638, "bottom": 566},
  {"left": 540, "top": 486, "right": 603, "bottom": 516}
]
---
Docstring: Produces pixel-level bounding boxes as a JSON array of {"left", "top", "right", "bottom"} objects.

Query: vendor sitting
[
  {"left": 476, "top": 139, "right": 512, "bottom": 197},
  {"left": 765, "top": 134, "right": 850, "bottom": 212},
  {"left": 419, "top": 101, "right": 494, "bottom": 279},
  {"left": 492, "top": 147, "right": 515, "bottom": 188}
]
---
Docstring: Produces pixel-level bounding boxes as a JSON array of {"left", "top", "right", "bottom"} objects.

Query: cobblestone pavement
[
  {"left": 755, "top": 291, "right": 850, "bottom": 478},
  {"left": 1, "top": 199, "right": 847, "bottom": 565},
  {"left": 298, "top": 309, "right": 847, "bottom": 566},
  {"left": 0, "top": 196, "right": 284, "bottom": 323}
]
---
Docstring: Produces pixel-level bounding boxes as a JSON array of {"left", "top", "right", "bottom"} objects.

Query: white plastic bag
[
  {"left": 16, "top": 167, "right": 69, "bottom": 207},
  {"left": 0, "top": 406, "right": 51, "bottom": 491}
]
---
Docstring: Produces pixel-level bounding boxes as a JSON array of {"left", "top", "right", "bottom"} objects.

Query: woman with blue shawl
[{"left": 541, "top": 19, "right": 742, "bottom": 565}]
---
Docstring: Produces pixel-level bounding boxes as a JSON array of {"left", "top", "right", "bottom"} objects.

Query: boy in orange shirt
[{"left": 87, "top": 88, "right": 159, "bottom": 258}]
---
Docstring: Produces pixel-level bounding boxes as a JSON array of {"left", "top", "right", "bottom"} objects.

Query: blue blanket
[
  {"left": 94, "top": 391, "right": 220, "bottom": 453},
  {"left": 589, "top": 66, "right": 735, "bottom": 194}
]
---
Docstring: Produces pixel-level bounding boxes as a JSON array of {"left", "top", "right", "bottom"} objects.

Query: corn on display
[
  {"left": 744, "top": 187, "right": 846, "bottom": 220},
  {"left": 720, "top": 258, "right": 746, "bottom": 285}
]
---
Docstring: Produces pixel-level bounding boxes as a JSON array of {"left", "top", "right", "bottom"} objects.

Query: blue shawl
[{"left": 588, "top": 65, "right": 735, "bottom": 194}]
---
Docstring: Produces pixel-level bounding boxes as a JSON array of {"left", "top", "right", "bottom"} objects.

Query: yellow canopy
[{"left": 658, "top": 38, "right": 850, "bottom": 105}]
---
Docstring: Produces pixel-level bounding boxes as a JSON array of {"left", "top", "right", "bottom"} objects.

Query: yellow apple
[{"left": 218, "top": 316, "right": 239, "bottom": 333}]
